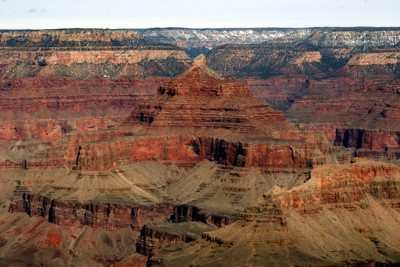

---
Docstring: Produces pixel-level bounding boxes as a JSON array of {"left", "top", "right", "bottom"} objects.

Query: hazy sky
[{"left": 0, "top": 0, "right": 399, "bottom": 29}]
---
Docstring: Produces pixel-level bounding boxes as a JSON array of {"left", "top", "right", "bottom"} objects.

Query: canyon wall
[
  {"left": 9, "top": 194, "right": 173, "bottom": 231},
  {"left": 0, "top": 28, "right": 399, "bottom": 266},
  {"left": 75, "top": 136, "right": 315, "bottom": 171}
]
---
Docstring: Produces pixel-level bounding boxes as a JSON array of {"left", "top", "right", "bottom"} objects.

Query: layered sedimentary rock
[
  {"left": 334, "top": 128, "right": 400, "bottom": 160},
  {"left": 0, "top": 55, "right": 333, "bottom": 266},
  {"left": 137, "top": 28, "right": 400, "bottom": 58},
  {"left": 204, "top": 29, "right": 400, "bottom": 156},
  {"left": 206, "top": 29, "right": 400, "bottom": 78},
  {"left": 0, "top": 77, "right": 157, "bottom": 140},
  {"left": 0, "top": 212, "right": 143, "bottom": 266},
  {"left": 0, "top": 30, "right": 190, "bottom": 159},
  {"left": 2, "top": 28, "right": 399, "bottom": 156},
  {"left": 72, "top": 55, "right": 329, "bottom": 172},
  {"left": 9, "top": 193, "right": 173, "bottom": 231},
  {"left": 7, "top": 160, "right": 183, "bottom": 229},
  {"left": 327, "top": 91, "right": 400, "bottom": 159},
  {"left": 6, "top": 56, "right": 327, "bottom": 222},
  {"left": 0, "top": 29, "right": 190, "bottom": 78},
  {"left": 135, "top": 222, "right": 214, "bottom": 256},
  {"left": 243, "top": 159, "right": 400, "bottom": 214},
  {"left": 151, "top": 160, "right": 400, "bottom": 266},
  {"left": 1, "top": 28, "right": 400, "bottom": 266},
  {"left": 0, "top": 30, "right": 191, "bottom": 176},
  {"left": 0, "top": 50, "right": 189, "bottom": 79}
]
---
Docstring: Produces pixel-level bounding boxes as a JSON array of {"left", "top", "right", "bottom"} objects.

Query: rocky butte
[{"left": 0, "top": 28, "right": 399, "bottom": 266}]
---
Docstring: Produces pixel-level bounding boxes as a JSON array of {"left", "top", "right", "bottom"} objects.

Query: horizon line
[{"left": 1, "top": 26, "right": 400, "bottom": 31}]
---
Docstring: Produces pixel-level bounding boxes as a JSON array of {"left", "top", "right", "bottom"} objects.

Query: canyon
[{"left": 0, "top": 28, "right": 399, "bottom": 266}]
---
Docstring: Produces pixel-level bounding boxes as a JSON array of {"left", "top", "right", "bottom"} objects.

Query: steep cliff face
[
  {"left": 75, "top": 135, "right": 320, "bottom": 171},
  {"left": 334, "top": 128, "right": 400, "bottom": 160},
  {"left": 9, "top": 194, "right": 173, "bottom": 231},
  {"left": 170, "top": 205, "right": 237, "bottom": 227},
  {"left": 302, "top": 83, "right": 400, "bottom": 159}
]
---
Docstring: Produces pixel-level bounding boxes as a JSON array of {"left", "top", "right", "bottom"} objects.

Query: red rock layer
[
  {"left": 0, "top": 77, "right": 166, "bottom": 142},
  {"left": 72, "top": 55, "right": 329, "bottom": 171},
  {"left": 244, "top": 160, "right": 400, "bottom": 218},
  {"left": 334, "top": 128, "right": 400, "bottom": 159}
]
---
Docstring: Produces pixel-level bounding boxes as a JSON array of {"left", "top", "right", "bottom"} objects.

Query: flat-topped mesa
[{"left": 157, "top": 54, "right": 250, "bottom": 97}]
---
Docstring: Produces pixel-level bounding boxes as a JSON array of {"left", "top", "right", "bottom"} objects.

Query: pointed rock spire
[
  {"left": 176, "top": 54, "right": 224, "bottom": 81},
  {"left": 193, "top": 54, "right": 207, "bottom": 67}
]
